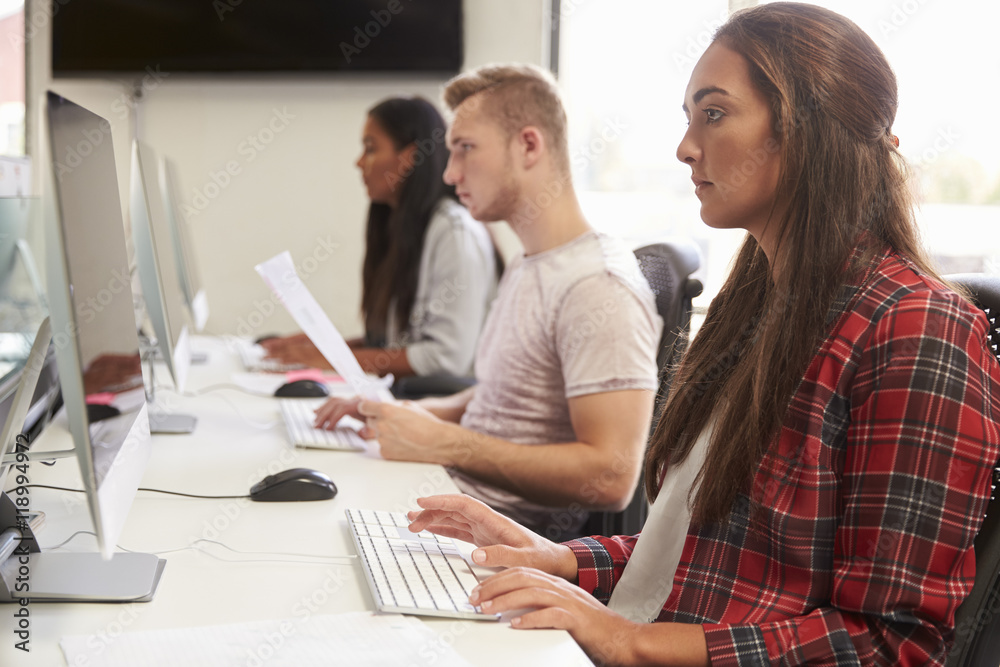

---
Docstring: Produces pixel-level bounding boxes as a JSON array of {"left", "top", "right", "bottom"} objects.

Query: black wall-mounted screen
[{"left": 52, "top": 1, "right": 463, "bottom": 75}]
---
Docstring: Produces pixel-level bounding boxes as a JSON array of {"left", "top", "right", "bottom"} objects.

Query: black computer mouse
[
  {"left": 86, "top": 403, "right": 121, "bottom": 423},
  {"left": 249, "top": 468, "right": 337, "bottom": 502},
  {"left": 254, "top": 334, "right": 280, "bottom": 345},
  {"left": 273, "top": 379, "right": 330, "bottom": 398}
]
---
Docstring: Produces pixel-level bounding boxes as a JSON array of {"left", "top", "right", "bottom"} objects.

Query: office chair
[
  {"left": 391, "top": 374, "right": 476, "bottom": 400},
  {"left": 943, "top": 273, "right": 1000, "bottom": 667},
  {"left": 581, "top": 240, "right": 704, "bottom": 538}
]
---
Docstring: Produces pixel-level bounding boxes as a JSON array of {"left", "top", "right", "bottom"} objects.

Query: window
[
  {"left": 0, "top": 0, "right": 25, "bottom": 156},
  {"left": 559, "top": 0, "right": 1000, "bottom": 308},
  {"left": 757, "top": 0, "right": 1000, "bottom": 274}
]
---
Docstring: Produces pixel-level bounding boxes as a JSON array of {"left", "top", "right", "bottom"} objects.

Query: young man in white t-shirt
[{"left": 315, "top": 64, "right": 661, "bottom": 538}]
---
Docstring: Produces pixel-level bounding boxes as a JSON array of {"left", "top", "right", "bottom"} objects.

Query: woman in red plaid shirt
[{"left": 406, "top": 3, "right": 1000, "bottom": 665}]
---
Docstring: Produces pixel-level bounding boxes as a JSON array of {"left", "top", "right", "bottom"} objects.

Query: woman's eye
[{"left": 704, "top": 109, "right": 724, "bottom": 123}]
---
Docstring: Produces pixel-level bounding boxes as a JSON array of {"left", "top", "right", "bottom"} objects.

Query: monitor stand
[
  {"left": 0, "top": 318, "right": 165, "bottom": 603},
  {"left": 140, "top": 338, "right": 197, "bottom": 434},
  {"left": 0, "top": 494, "right": 165, "bottom": 602},
  {"left": 152, "top": 345, "right": 207, "bottom": 365}
]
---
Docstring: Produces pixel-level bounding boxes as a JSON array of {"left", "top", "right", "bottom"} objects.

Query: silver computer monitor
[
  {"left": 160, "top": 157, "right": 209, "bottom": 331},
  {"left": 130, "top": 139, "right": 193, "bottom": 393},
  {"left": 0, "top": 93, "right": 162, "bottom": 604},
  {"left": 44, "top": 91, "right": 153, "bottom": 561}
]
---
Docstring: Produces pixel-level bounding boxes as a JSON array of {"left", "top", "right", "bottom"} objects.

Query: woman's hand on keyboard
[{"left": 407, "top": 494, "right": 578, "bottom": 583}]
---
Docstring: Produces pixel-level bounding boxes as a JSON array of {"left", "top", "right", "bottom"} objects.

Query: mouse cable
[
  {"left": 25, "top": 483, "right": 249, "bottom": 500},
  {"left": 153, "top": 383, "right": 280, "bottom": 430},
  {"left": 45, "top": 530, "right": 357, "bottom": 565},
  {"left": 159, "top": 382, "right": 272, "bottom": 399}
]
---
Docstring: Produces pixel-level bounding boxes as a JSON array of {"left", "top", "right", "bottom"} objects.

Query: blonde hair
[{"left": 443, "top": 64, "right": 569, "bottom": 173}]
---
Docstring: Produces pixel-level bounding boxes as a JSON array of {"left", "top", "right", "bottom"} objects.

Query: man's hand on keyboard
[
  {"left": 314, "top": 396, "right": 378, "bottom": 438},
  {"left": 406, "top": 494, "right": 578, "bottom": 583}
]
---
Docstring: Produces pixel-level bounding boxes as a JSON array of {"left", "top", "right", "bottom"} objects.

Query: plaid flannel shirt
[{"left": 566, "top": 250, "right": 1000, "bottom": 665}]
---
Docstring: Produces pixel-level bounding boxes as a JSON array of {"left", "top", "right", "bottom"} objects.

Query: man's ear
[{"left": 516, "top": 126, "right": 546, "bottom": 170}]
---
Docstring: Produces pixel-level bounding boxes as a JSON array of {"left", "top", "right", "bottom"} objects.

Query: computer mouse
[
  {"left": 249, "top": 468, "right": 337, "bottom": 502},
  {"left": 254, "top": 334, "right": 280, "bottom": 345},
  {"left": 86, "top": 403, "right": 121, "bottom": 423},
  {"left": 273, "top": 379, "right": 330, "bottom": 398}
]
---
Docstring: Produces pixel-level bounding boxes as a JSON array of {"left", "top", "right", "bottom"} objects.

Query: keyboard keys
[
  {"left": 280, "top": 399, "right": 365, "bottom": 451},
  {"left": 234, "top": 338, "right": 304, "bottom": 372},
  {"left": 347, "top": 509, "right": 498, "bottom": 621}
]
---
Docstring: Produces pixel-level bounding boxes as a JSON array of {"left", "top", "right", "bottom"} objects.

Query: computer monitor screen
[
  {"left": 44, "top": 91, "right": 152, "bottom": 559},
  {"left": 160, "top": 157, "right": 209, "bottom": 331},
  {"left": 0, "top": 198, "right": 58, "bottom": 444},
  {"left": 0, "top": 199, "right": 47, "bottom": 379},
  {"left": 130, "top": 140, "right": 192, "bottom": 392}
]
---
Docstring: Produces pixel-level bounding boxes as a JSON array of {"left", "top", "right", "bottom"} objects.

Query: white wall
[{"left": 28, "top": 0, "right": 546, "bottom": 338}]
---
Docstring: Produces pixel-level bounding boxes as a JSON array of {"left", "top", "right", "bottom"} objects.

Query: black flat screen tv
[{"left": 52, "top": 0, "right": 463, "bottom": 75}]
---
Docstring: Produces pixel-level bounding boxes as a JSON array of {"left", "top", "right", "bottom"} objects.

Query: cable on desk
[
  {"left": 46, "top": 530, "right": 357, "bottom": 565},
  {"left": 26, "top": 483, "right": 250, "bottom": 500},
  {"left": 163, "top": 382, "right": 271, "bottom": 398},
  {"left": 157, "top": 383, "right": 281, "bottom": 430}
]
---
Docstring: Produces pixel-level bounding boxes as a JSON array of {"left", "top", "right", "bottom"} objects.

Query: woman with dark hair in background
[
  {"left": 402, "top": 4, "right": 1000, "bottom": 665},
  {"left": 264, "top": 96, "right": 499, "bottom": 379}
]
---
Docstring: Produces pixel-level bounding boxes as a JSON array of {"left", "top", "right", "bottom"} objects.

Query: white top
[
  {"left": 453, "top": 231, "right": 662, "bottom": 534},
  {"left": 608, "top": 418, "right": 715, "bottom": 623},
  {"left": 385, "top": 198, "right": 497, "bottom": 377}
]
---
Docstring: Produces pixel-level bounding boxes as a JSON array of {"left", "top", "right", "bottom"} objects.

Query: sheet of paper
[
  {"left": 60, "top": 612, "right": 473, "bottom": 667},
  {"left": 255, "top": 252, "right": 392, "bottom": 401}
]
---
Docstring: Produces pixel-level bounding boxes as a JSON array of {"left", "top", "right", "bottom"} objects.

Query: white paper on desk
[
  {"left": 60, "top": 612, "right": 474, "bottom": 667},
  {"left": 255, "top": 251, "right": 392, "bottom": 401}
]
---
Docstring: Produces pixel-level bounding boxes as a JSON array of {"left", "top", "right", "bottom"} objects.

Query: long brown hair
[
  {"left": 645, "top": 3, "right": 940, "bottom": 523},
  {"left": 361, "top": 97, "right": 455, "bottom": 341}
]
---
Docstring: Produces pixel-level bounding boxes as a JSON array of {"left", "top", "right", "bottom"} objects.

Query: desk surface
[{"left": 1, "top": 336, "right": 591, "bottom": 666}]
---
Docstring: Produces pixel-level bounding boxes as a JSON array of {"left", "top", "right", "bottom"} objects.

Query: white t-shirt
[{"left": 452, "top": 230, "right": 662, "bottom": 536}]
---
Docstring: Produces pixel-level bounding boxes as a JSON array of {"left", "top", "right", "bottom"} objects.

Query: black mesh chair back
[
  {"left": 634, "top": 241, "right": 704, "bottom": 372},
  {"left": 944, "top": 273, "right": 1000, "bottom": 667},
  {"left": 582, "top": 240, "right": 703, "bottom": 538}
]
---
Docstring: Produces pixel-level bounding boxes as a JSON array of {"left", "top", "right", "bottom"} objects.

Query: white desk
[{"left": 1, "top": 336, "right": 591, "bottom": 666}]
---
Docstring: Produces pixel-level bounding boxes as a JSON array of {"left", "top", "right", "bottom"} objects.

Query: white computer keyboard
[
  {"left": 346, "top": 509, "right": 498, "bottom": 621},
  {"left": 279, "top": 399, "right": 366, "bottom": 451},
  {"left": 233, "top": 338, "right": 305, "bottom": 373}
]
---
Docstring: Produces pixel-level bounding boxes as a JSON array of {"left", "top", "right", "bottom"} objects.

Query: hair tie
[{"left": 892, "top": 134, "right": 899, "bottom": 147}]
